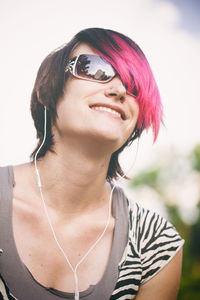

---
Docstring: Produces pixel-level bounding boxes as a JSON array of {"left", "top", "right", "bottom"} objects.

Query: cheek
[
  {"left": 62, "top": 79, "right": 82, "bottom": 101},
  {"left": 129, "top": 100, "right": 140, "bottom": 128},
  {"left": 121, "top": 101, "right": 139, "bottom": 143},
  {"left": 57, "top": 79, "right": 85, "bottom": 115}
]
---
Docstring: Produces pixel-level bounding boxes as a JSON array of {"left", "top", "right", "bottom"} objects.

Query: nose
[{"left": 104, "top": 78, "right": 126, "bottom": 101}]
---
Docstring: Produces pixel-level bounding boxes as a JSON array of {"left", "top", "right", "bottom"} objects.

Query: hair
[{"left": 30, "top": 27, "right": 163, "bottom": 181}]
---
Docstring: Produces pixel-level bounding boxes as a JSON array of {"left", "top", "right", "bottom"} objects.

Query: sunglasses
[{"left": 65, "top": 54, "right": 117, "bottom": 83}]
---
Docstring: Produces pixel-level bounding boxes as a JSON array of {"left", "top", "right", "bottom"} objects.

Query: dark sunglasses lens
[{"left": 75, "top": 54, "right": 115, "bottom": 82}]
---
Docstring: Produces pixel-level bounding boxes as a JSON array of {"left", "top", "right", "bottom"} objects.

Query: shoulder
[
  {"left": 0, "top": 166, "right": 14, "bottom": 182},
  {"left": 135, "top": 248, "right": 183, "bottom": 300},
  {"left": 0, "top": 166, "right": 14, "bottom": 195},
  {"left": 0, "top": 164, "right": 31, "bottom": 190},
  {"left": 126, "top": 195, "right": 184, "bottom": 284},
  {"left": 112, "top": 186, "right": 184, "bottom": 298}
]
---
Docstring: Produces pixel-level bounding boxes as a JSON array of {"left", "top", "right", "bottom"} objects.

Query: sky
[
  {"left": 167, "top": 0, "right": 200, "bottom": 34},
  {"left": 0, "top": 0, "right": 200, "bottom": 174}
]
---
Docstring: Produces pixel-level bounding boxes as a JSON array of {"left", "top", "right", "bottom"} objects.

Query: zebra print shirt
[
  {"left": 110, "top": 199, "right": 184, "bottom": 299},
  {"left": 0, "top": 187, "right": 184, "bottom": 299}
]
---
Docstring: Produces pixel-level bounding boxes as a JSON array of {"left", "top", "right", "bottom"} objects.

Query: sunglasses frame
[{"left": 65, "top": 54, "right": 116, "bottom": 83}]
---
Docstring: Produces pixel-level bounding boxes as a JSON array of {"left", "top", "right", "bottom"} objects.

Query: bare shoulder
[
  {"left": 13, "top": 163, "right": 33, "bottom": 181},
  {"left": 13, "top": 162, "right": 39, "bottom": 212},
  {"left": 136, "top": 248, "right": 183, "bottom": 300},
  {"left": 13, "top": 163, "right": 35, "bottom": 191}
]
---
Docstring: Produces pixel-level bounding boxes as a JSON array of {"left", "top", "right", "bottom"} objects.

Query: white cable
[
  {"left": 34, "top": 107, "right": 47, "bottom": 188},
  {"left": 34, "top": 106, "right": 115, "bottom": 300}
]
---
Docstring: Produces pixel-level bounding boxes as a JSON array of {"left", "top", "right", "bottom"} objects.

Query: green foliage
[
  {"left": 130, "top": 167, "right": 161, "bottom": 189},
  {"left": 191, "top": 144, "right": 200, "bottom": 172},
  {"left": 129, "top": 144, "right": 200, "bottom": 299},
  {"left": 178, "top": 279, "right": 200, "bottom": 300},
  {"left": 188, "top": 204, "right": 200, "bottom": 260},
  {"left": 164, "top": 204, "right": 200, "bottom": 299},
  {"left": 176, "top": 208, "right": 200, "bottom": 300}
]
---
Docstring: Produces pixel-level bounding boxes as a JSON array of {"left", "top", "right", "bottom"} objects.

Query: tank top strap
[
  {"left": 0, "top": 165, "right": 14, "bottom": 226},
  {"left": 0, "top": 166, "right": 16, "bottom": 281}
]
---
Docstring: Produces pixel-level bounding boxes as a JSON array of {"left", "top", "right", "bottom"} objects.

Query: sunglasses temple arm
[{"left": 65, "top": 56, "right": 78, "bottom": 73}]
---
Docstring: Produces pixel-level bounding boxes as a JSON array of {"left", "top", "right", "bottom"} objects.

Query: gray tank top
[{"left": 0, "top": 166, "right": 129, "bottom": 300}]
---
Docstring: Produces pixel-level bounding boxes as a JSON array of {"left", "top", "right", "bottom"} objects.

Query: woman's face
[{"left": 53, "top": 43, "right": 139, "bottom": 153}]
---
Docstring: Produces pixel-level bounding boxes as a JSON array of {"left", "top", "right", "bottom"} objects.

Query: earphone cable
[{"left": 34, "top": 107, "right": 115, "bottom": 300}]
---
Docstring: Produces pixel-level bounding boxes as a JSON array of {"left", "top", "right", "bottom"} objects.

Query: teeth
[{"left": 93, "top": 106, "right": 121, "bottom": 118}]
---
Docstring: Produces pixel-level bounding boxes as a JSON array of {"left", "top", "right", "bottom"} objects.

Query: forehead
[{"left": 71, "top": 43, "right": 97, "bottom": 58}]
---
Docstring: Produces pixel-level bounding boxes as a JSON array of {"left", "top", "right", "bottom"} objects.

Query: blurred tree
[
  {"left": 191, "top": 144, "right": 200, "bottom": 172},
  {"left": 129, "top": 144, "right": 200, "bottom": 299}
]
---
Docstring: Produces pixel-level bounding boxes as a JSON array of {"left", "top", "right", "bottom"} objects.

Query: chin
[{"left": 91, "top": 129, "right": 125, "bottom": 149}]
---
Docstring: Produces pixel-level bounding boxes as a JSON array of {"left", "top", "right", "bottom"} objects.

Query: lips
[{"left": 90, "top": 103, "right": 126, "bottom": 120}]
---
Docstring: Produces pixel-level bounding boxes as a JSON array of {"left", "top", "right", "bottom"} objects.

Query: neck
[{"left": 34, "top": 145, "right": 113, "bottom": 215}]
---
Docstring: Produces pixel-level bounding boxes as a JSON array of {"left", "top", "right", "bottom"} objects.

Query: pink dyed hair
[{"left": 95, "top": 33, "right": 163, "bottom": 141}]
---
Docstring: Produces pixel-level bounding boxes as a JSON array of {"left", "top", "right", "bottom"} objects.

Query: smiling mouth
[{"left": 90, "top": 105, "right": 125, "bottom": 120}]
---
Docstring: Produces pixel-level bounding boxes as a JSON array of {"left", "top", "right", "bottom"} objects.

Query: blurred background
[{"left": 0, "top": 0, "right": 200, "bottom": 298}]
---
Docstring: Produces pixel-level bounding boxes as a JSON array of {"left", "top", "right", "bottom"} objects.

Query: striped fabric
[
  {"left": 110, "top": 201, "right": 184, "bottom": 299},
  {"left": 0, "top": 275, "right": 17, "bottom": 300}
]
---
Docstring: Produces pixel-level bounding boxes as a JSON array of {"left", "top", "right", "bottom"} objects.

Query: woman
[{"left": 0, "top": 28, "right": 184, "bottom": 300}]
